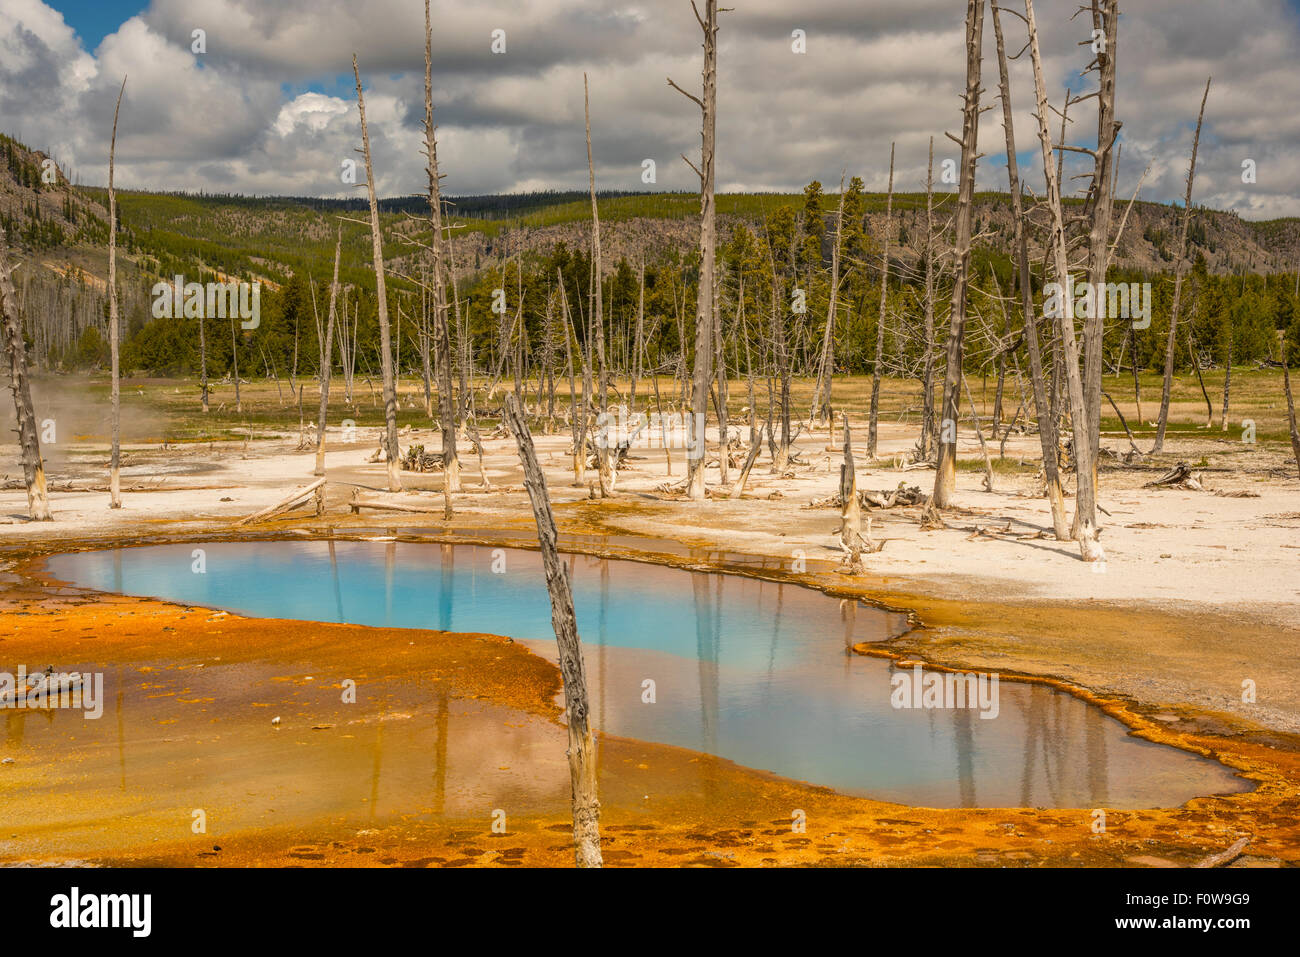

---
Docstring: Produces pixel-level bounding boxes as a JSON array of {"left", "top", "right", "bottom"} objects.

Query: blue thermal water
[{"left": 45, "top": 541, "right": 1247, "bottom": 808}]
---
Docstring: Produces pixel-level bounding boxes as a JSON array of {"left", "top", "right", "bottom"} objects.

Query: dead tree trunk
[
  {"left": 315, "top": 229, "right": 342, "bottom": 476},
  {"left": 108, "top": 77, "right": 126, "bottom": 510},
  {"left": 1283, "top": 335, "right": 1300, "bottom": 480},
  {"left": 424, "top": 0, "right": 460, "bottom": 492},
  {"left": 1102, "top": 391, "right": 1142, "bottom": 454},
  {"left": 1220, "top": 319, "right": 1232, "bottom": 430},
  {"left": 714, "top": 273, "right": 735, "bottom": 485},
  {"left": 1083, "top": 0, "right": 1119, "bottom": 478},
  {"left": 991, "top": 0, "right": 1069, "bottom": 538},
  {"left": 418, "top": 279, "right": 433, "bottom": 418},
  {"left": 234, "top": 477, "right": 327, "bottom": 527},
  {"left": 557, "top": 269, "right": 585, "bottom": 485},
  {"left": 992, "top": 352, "right": 1006, "bottom": 435},
  {"left": 353, "top": 55, "right": 403, "bottom": 492},
  {"left": 230, "top": 319, "right": 242, "bottom": 413},
  {"left": 812, "top": 175, "right": 847, "bottom": 425},
  {"left": 669, "top": 0, "right": 721, "bottom": 501},
  {"left": 344, "top": 295, "right": 358, "bottom": 405},
  {"left": 933, "top": 0, "right": 984, "bottom": 508},
  {"left": 838, "top": 414, "right": 860, "bottom": 552},
  {"left": 631, "top": 257, "right": 645, "bottom": 411},
  {"left": 963, "top": 376, "right": 994, "bottom": 492},
  {"left": 1130, "top": 322, "right": 1142, "bottom": 422},
  {"left": 765, "top": 226, "right": 793, "bottom": 472},
  {"left": 1027, "top": 0, "right": 1104, "bottom": 561},
  {"left": 0, "top": 228, "right": 52, "bottom": 520},
  {"left": 730, "top": 428, "right": 762, "bottom": 499},
  {"left": 584, "top": 74, "right": 612, "bottom": 496},
  {"left": 920, "top": 137, "right": 938, "bottom": 459},
  {"left": 1154, "top": 77, "right": 1211, "bottom": 453},
  {"left": 867, "top": 144, "right": 895, "bottom": 459},
  {"left": 1189, "top": 333, "right": 1213, "bottom": 427},
  {"left": 199, "top": 314, "right": 209, "bottom": 413},
  {"left": 502, "top": 392, "right": 602, "bottom": 868}
]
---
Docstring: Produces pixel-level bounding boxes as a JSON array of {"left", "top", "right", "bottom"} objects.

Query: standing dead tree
[
  {"left": 729, "top": 425, "right": 763, "bottom": 498},
  {"left": 0, "top": 227, "right": 52, "bottom": 521},
  {"left": 424, "top": 0, "right": 461, "bottom": 493},
  {"left": 314, "top": 228, "right": 342, "bottom": 476},
  {"left": 764, "top": 217, "right": 794, "bottom": 471},
  {"left": 334, "top": 291, "right": 357, "bottom": 405},
  {"left": 1026, "top": 0, "right": 1104, "bottom": 562},
  {"left": 1082, "top": 0, "right": 1120, "bottom": 482},
  {"left": 556, "top": 269, "right": 586, "bottom": 485},
  {"left": 811, "top": 174, "right": 847, "bottom": 427},
  {"left": 631, "top": 258, "right": 645, "bottom": 411},
  {"left": 199, "top": 317, "right": 209, "bottom": 414},
  {"left": 867, "top": 144, "right": 895, "bottom": 459},
  {"left": 669, "top": 0, "right": 723, "bottom": 501},
  {"left": 933, "top": 0, "right": 984, "bottom": 509},
  {"left": 108, "top": 77, "right": 126, "bottom": 510},
  {"left": 838, "top": 415, "right": 861, "bottom": 552},
  {"left": 230, "top": 317, "right": 242, "bottom": 413},
  {"left": 502, "top": 392, "right": 603, "bottom": 868},
  {"left": 1154, "top": 77, "right": 1211, "bottom": 453},
  {"left": 584, "top": 73, "right": 612, "bottom": 496},
  {"left": 416, "top": 276, "right": 433, "bottom": 417},
  {"left": 990, "top": 0, "right": 1069, "bottom": 539},
  {"left": 714, "top": 269, "right": 733, "bottom": 484},
  {"left": 963, "top": 376, "right": 995, "bottom": 491},
  {"left": 353, "top": 55, "right": 403, "bottom": 491},
  {"left": 1283, "top": 333, "right": 1300, "bottom": 480},
  {"left": 1220, "top": 277, "right": 1234, "bottom": 431},
  {"left": 919, "top": 137, "right": 939, "bottom": 459}
]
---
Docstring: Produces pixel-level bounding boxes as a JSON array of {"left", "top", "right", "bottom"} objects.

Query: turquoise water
[{"left": 45, "top": 541, "right": 1247, "bottom": 808}]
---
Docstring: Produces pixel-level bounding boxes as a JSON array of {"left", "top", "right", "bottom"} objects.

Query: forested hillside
[{"left": 2, "top": 130, "right": 1298, "bottom": 389}]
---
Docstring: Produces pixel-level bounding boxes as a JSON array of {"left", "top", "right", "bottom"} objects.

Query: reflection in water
[
  {"left": 2, "top": 663, "right": 571, "bottom": 860},
  {"left": 439, "top": 543, "right": 454, "bottom": 631},
  {"left": 1087, "top": 700, "right": 1109, "bottom": 806},
  {"left": 692, "top": 571, "right": 720, "bottom": 761},
  {"left": 329, "top": 539, "right": 344, "bottom": 622},
  {"left": 433, "top": 686, "right": 449, "bottom": 815},
  {"left": 1014, "top": 686, "right": 1114, "bottom": 809},
  {"left": 954, "top": 707, "right": 975, "bottom": 808},
  {"left": 116, "top": 668, "right": 125, "bottom": 792},
  {"left": 384, "top": 540, "right": 395, "bottom": 625},
  {"left": 44, "top": 542, "right": 1247, "bottom": 809},
  {"left": 369, "top": 719, "right": 384, "bottom": 821}
]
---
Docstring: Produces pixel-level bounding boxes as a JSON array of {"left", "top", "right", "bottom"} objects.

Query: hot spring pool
[{"left": 44, "top": 540, "right": 1248, "bottom": 809}]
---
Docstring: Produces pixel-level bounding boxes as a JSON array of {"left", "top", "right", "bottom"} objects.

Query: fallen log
[
  {"left": 1192, "top": 836, "right": 1249, "bottom": 869},
  {"left": 233, "top": 477, "right": 326, "bottom": 526},
  {"left": 349, "top": 488, "right": 442, "bottom": 514},
  {"left": 863, "top": 483, "right": 926, "bottom": 509},
  {"left": 1143, "top": 462, "right": 1204, "bottom": 491},
  {"left": 400, "top": 444, "right": 445, "bottom": 472}
]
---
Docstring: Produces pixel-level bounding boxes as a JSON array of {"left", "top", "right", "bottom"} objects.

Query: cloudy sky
[{"left": 2, "top": 0, "right": 1299, "bottom": 218}]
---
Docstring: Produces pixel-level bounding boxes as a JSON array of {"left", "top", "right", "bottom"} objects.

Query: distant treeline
[{"left": 42, "top": 182, "right": 1300, "bottom": 391}]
